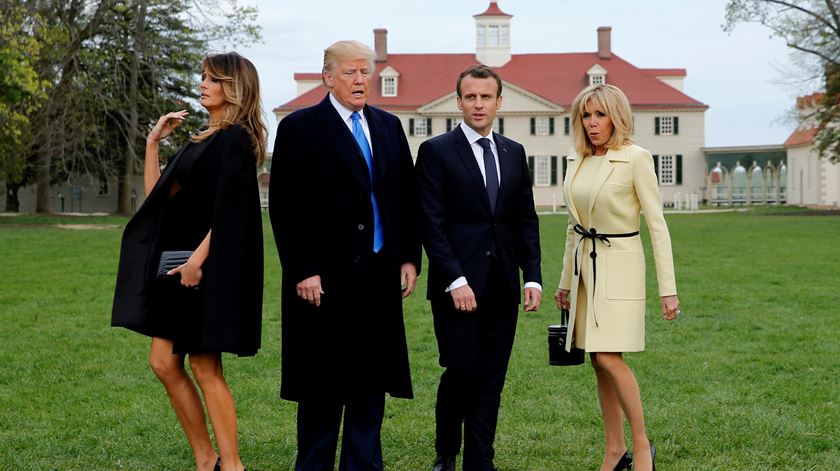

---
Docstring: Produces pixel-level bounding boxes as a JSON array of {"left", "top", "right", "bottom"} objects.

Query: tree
[
  {"left": 725, "top": 0, "right": 840, "bottom": 162},
  {"left": 0, "top": 2, "right": 50, "bottom": 211}
]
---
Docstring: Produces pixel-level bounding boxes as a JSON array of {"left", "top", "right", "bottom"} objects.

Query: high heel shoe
[
  {"left": 213, "top": 457, "right": 221, "bottom": 471},
  {"left": 650, "top": 444, "right": 656, "bottom": 471},
  {"left": 613, "top": 450, "right": 632, "bottom": 470}
]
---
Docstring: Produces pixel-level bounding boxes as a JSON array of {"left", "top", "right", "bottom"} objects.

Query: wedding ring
[
  {"left": 675, "top": 309, "right": 682, "bottom": 317},
  {"left": 459, "top": 304, "right": 466, "bottom": 310}
]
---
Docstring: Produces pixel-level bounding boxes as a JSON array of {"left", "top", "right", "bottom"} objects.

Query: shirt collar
[
  {"left": 329, "top": 92, "right": 365, "bottom": 124},
  {"left": 459, "top": 121, "right": 494, "bottom": 147}
]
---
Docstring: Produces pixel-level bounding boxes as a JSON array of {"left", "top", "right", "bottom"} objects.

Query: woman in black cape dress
[{"left": 111, "top": 52, "right": 265, "bottom": 471}]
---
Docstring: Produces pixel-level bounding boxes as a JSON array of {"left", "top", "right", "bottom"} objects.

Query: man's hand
[
  {"left": 450, "top": 284, "right": 477, "bottom": 312},
  {"left": 296, "top": 275, "right": 324, "bottom": 306},
  {"left": 523, "top": 287, "right": 541, "bottom": 312},
  {"left": 400, "top": 263, "right": 417, "bottom": 298},
  {"left": 554, "top": 288, "right": 570, "bottom": 310}
]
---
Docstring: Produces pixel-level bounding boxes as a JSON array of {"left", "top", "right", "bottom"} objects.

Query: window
[
  {"left": 410, "top": 117, "right": 431, "bottom": 137},
  {"left": 477, "top": 26, "right": 486, "bottom": 46},
  {"left": 500, "top": 25, "right": 510, "bottom": 46},
  {"left": 658, "top": 155, "right": 675, "bottom": 185},
  {"left": 589, "top": 74, "right": 605, "bottom": 86},
  {"left": 655, "top": 116, "right": 679, "bottom": 135},
  {"left": 533, "top": 155, "right": 551, "bottom": 186},
  {"left": 382, "top": 76, "right": 396, "bottom": 97},
  {"left": 533, "top": 116, "right": 551, "bottom": 136},
  {"left": 564, "top": 117, "right": 570, "bottom": 135},
  {"left": 488, "top": 25, "right": 499, "bottom": 46},
  {"left": 98, "top": 176, "right": 109, "bottom": 196},
  {"left": 493, "top": 117, "right": 504, "bottom": 134}
]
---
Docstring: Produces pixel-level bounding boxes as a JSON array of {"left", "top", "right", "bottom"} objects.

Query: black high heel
[
  {"left": 213, "top": 457, "right": 221, "bottom": 471},
  {"left": 613, "top": 450, "right": 632, "bottom": 470}
]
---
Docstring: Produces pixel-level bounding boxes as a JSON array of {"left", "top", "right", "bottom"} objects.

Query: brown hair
[
  {"left": 570, "top": 83, "right": 633, "bottom": 157},
  {"left": 193, "top": 51, "right": 267, "bottom": 165},
  {"left": 456, "top": 64, "right": 503, "bottom": 97}
]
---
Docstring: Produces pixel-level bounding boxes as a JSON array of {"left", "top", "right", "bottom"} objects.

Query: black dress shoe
[
  {"left": 613, "top": 450, "right": 632, "bottom": 471},
  {"left": 651, "top": 444, "right": 656, "bottom": 471},
  {"left": 432, "top": 455, "right": 455, "bottom": 471}
]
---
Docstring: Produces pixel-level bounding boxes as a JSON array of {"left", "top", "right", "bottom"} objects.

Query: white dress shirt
[{"left": 329, "top": 93, "right": 373, "bottom": 157}]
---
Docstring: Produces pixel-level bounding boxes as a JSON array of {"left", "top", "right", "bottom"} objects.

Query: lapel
[
  {"left": 315, "top": 94, "right": 371, "bottom": 193},
  {"left": 363, "top": 105, "right": 387, "bottom": 186},
  {"left": 493, "top": 132, "right": 515, "bottom": 213},
  {"left": 584, "top": 147, "right": 630, "bottom": 219},
  {"left": 451, "top": 128, "right": 493, "bottom": 215},
  {"left": 565, "top": 154, "right": 583, "bottom": 223}
]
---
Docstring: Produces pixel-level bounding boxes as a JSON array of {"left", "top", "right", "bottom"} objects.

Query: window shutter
[
  {"left": 564, "top": 117, "right": 570, "bottom": 135},
  {"left": 654, "top": 117, "right": 660, "bottom": 135},
  {"left": 409, "top": 118, "right": 414, "bottom": 136},
  {"left": 528, "top": 156, "right": 535, "bottom": 183},
  {"left": 673, "top": 116, "right": 679, "bottom": 135},
  {"left": 562, "top": 155, "right": 568, "bottom": 181},
  {"left": 427, "top": 118, "right": 432, "bottom": 135},
  {"left": 530, "top": 117, "right": 536, "bottom": 135},
  {"left": 652, "top": 154, "right": 659, "bottom": 181},
  {"left": 446, "top": 118, "right": 452, "bottom": 132},
  {"left": 499, "top": 118, "right": 504, "bottom": 135},
  {"left": 676, "top": 154, "right": 683, "bottom": 184},
  {"left": 551, "top": 156, "right": 558, "bottom": 185},
  {"left": 549, "top": 117, "right": 555, "bottom": 135}
]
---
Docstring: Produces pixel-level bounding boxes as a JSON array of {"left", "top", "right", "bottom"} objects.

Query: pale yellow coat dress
[{"left": 558, "top": 144, "right": 677, "bottom": 352}]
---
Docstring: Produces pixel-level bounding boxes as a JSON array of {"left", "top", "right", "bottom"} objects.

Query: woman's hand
[
  {"left": 555, "top": 288, "right": 570, "bottom": 310},
  {"left": 168, "top": 259, "right": 203, "bottom": 288},
  {"left": 148, "top": 110, "right": 189, "bottom": 143},
  {"left": 661, "top": 295, "right": 680, "bottom": 321}
]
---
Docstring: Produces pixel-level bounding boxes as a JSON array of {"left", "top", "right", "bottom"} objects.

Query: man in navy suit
[
  {"left": 416, "top": 65, "right": 542, "bottom": 471},
  {"left": 269, "top": 40, "right": 421, "bottom": 471}
]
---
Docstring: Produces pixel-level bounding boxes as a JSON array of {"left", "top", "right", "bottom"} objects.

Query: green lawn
[{"left": 1, "top": 208, "right": 838, "bottom": 470}]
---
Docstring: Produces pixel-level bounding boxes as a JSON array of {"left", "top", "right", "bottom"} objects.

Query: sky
[{"left": 232, "top": 0, "right": 809, "bottom": 150}]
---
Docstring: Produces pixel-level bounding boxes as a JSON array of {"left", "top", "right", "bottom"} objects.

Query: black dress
[{"left": 112, "top": 125, "right": 263, "bottom": 356}]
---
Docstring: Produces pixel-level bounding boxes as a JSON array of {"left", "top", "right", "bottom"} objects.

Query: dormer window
[
  {"left": 477, "top": 24, "right": 510, "bottom": 47},
  {"left": 586, "top": 64, "right": 608, "bottom": 86},
  {"left": 379, "top": 66, "right": 400, "bottom": 97}
]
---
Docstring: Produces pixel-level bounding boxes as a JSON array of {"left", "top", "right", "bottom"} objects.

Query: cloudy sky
[{"left": 232, "top": 0, "right": 809, "bottom": 150}]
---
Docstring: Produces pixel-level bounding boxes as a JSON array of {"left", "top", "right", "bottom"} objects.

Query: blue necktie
[
  {"left": 351, "top": 111, "right": 383, "bottom": 253},
  {"left": 477, "top": 137, "right": 499, "bottom": 213}
]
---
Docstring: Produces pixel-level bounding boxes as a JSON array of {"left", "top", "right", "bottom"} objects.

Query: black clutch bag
[
  {"left": 156, "top": 250, "right": 193, "bottom": 278},
  {"left": 548, "top": 309, "right": 585, "bottom": 366}
]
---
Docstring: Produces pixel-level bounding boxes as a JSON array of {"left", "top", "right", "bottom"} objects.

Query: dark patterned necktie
[{"left": 477, "top": 137, "right": 498, "bottom": 212}]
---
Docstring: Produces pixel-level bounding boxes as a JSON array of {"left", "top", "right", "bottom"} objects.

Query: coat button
[
  {"left": 485, "top": 250, "right": 492, "bottom": 256},
  {"left": 353, "top": 255, "right": 361, "bottom": 263},
  {"left": 358, "top": 223, "right": 365, "bottom": 230},
  {"left": 358, "top": 192, "right": 365, "bottom": 200}
]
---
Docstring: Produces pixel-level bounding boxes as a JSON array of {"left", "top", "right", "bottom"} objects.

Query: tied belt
[{"left": 573, "top": 224, "right": 640, "bottom": 327}]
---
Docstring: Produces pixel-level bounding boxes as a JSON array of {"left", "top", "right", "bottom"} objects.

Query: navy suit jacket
[{"left": 416, "top": 127, "right": 541, "bottom": 304}]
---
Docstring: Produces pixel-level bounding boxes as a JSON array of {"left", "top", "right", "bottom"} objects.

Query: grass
[{"left": 0, "top": 208, "right": 838, "bottom": 470}]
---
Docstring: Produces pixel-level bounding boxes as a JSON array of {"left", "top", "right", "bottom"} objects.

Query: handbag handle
[{"left": 560, "top": 308, "right": 570, "bottom": 326}]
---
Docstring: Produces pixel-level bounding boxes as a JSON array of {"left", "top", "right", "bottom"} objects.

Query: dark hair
[{"left": 456, "top": 64, "right": 503, "bottom": 97}]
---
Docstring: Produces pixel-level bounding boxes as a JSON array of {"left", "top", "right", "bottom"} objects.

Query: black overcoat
[
  {"left": 269, "top": 95, "right": 422, "bottom": 401},
  {"left": 111, "top": 125, "right": 263, "bottom": 356}
]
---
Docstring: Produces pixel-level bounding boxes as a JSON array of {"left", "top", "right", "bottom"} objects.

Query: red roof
[
  {"left": 475, "top": 2, "right": 512, "bottom": 17},
  {"left": 294, "top": 73, "right": 322, "bottom": 81},
  {"left": 275, "top": 53, "right": 707, "bottom": 113},
  {"left": 643, "top": 68, "right": 686, "bottom": 77},
  {"left": 784, "top": 128, "right": 817, "bottom": 147},
  {"left": 796, "top": 93, "right": 824, "bottom": 110}
]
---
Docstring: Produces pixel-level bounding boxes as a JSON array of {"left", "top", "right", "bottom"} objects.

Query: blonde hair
[
  {"left": 570, "top": 83, "right": 633, "bottom": 157},
  {"left": 193, "top": 51, "right": 267, "bottom": 166},
  {"left": 322, "top": 40, "right": 376, "bottom": 85}
]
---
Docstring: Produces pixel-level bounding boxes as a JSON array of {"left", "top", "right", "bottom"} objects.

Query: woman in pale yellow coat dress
[{"left": 555, "top": 84, "right": 681, "bottom": 471}]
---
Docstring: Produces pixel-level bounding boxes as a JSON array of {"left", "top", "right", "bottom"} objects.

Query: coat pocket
[{"left": 605, "top": 250, "right": 646, "bottom": 300}]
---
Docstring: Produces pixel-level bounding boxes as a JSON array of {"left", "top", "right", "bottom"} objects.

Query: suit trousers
[
  {"left": 295, "top": 392, "right": 386, "bottom": 471},
  {"left": 432, "top": 259, "right": 519, "bottom": 471}
]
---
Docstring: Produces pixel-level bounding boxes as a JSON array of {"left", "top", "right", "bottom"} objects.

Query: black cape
[{"left": 111, "top": 125, "right": 263, "bottom": 356}]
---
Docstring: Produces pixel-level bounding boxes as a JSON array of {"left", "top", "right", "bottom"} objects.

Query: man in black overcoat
[
  {"left": 416, "top": 65, "right": 542, "bottom": 471},
  {"left": 268, "top": 40, "right": 422, "bottom": 471}
]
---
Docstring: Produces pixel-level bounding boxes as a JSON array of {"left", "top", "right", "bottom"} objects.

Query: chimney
[
  {"left": 597, "top": 26, "right": 612, "bottom": 59},
  {"left": 374, "top": 28, "right": 388, "bottom": 62}
]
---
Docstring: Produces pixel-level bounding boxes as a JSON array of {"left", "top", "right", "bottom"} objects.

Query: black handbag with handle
[{"left": 548, "top": 309, "right": 585, "bottom": 366}]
